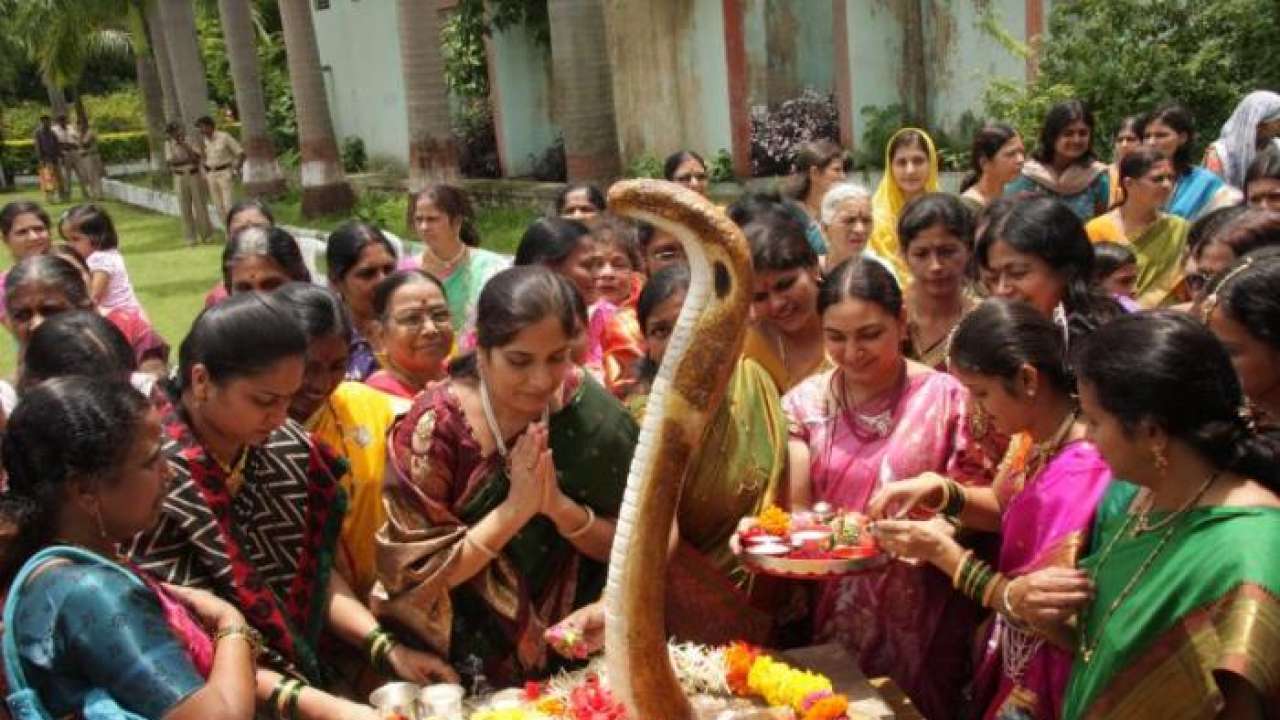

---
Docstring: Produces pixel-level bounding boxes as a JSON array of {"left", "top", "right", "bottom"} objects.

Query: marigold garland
[{"left": 757, "top": 505, "right": 791, "bottom": 535}]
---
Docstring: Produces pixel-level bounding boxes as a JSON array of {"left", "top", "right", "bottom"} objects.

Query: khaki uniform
[
  {"left": 74, "top": 128, "right": 103, "bottom": 199},
  {"left": 53, "top": 124, "right": 90, "bottom": 199},
  {"left": 165, "top": 137, "right": 213, "bottom": 244},
  {"left": 201, "top": 130, "right": 243, "bottom": 226}
]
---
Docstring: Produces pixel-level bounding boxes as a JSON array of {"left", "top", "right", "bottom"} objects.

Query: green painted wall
[
  {"left": 925, "top": 0, "right": 1031, "bottom": 133},
  {"left": 742, "top": 0, "right": 835, "bottom": 107},
  {"left": 488, "top": 24, "right": 560, "bottom": 177},
  {"left": 311, "top": 0, "right": 408, "bottom": 163},
  {"left": 846, "top": 1, "right": 907, "bottom": 152}
]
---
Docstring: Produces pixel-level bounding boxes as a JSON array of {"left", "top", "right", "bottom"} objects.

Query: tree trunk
[
  {"left": 136, "top": 46, "right": 168, "bottom": 173},
  {"left": 72, "top": 90, "right": 89, "bottom": 128},
  {"left": 547, "top": 0, "right": 620, "bottom": 184},
  {"left": 902, "top": 0, "right": 928, "bottom": 127},
  {"left": 145, "top": 0, "right": 181, "bottom": 122},
  {"left": 158, "top": 0, "right": 212, "bottom": 135},
  {"left": 396, "top": 0, "right": 458, "bottom": 192},
  {"left": 218, "top": 0, "right": 287, "bottom": 197},
  {"left": 45, "top": 78, "right": 69, "bottom": 118},
  {"left": 277, "top": 0, "right": 354, "bottom": 217}
]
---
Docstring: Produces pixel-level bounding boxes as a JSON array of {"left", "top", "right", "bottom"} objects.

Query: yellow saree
[{"left": 868, "top": 128, "right": 941, "bottom": 283}]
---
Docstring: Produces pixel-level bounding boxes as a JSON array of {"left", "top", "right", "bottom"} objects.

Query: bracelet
[
  {"left": 465, "top": 531, "right": 499, "bottom": 560},
  {"left": 1002, "top": 578, "right": 1022, "bottom": 621},
  {"left": 981, "top": 571, "right": 1004, "bottom": 608},
  {"left": 364, "top": 627, "right": 399, "bottom": 675},
  {"left": 951, "top": 550, "right": 974, "bottom": 588},
  {"left": 273, "top": 678, "right": 302, "bottom": 720},
  {"left": 564, "top": 505, "right": 596, "bottom": 540},
  {"left": 285, "top": 679, "right": 303, "bottom": 720},
  {"left": 921, "top": 479, "right": 950, "bottom": 514},
  {"left": 213, "top": 622, "right": 264, "bottom": 659},
  {"left": 941, "top": 479, "right": 967, "bottom": 516}
]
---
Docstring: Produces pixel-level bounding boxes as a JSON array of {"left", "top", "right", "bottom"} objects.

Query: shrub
[
  {"left": 709, "top": 149, "right": 735, "bottom": 183},
  {"left": 852, "top": 104, "right": 907, "bottom": 170},
  {"left": 749, "top": 87, "right": 840, "bottom": 177},
  {"left": 2, "top": 130, "right": 150, "bottom": 175},
  {"left": 2, "top": 89, "right": 145, "bottom": 139},
  {"left": 341, "top": 136, "right": 368, "bottom": 174},
  {"left": 984, "top": 0, "right": 1280, "bottom": 161},
  {"left": 529, "top": 137, "right": 565, "bottom": 182},
  {"left": 625, "top": 153, "right": 662, "bottom": 179},
  {"left": 453, "top": 97, "right": 500, "bottom": 179}
]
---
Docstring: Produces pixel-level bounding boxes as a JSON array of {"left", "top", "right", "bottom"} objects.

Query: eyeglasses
[
  {"left": 391, "top": 310, "right": 452, "bottom": 332},
  {"left": 1183, "top": 271, "right": 1210, "bottom": 294}
]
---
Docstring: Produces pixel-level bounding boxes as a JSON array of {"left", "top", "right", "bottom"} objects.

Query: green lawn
[
  {"left": 1, "top": 188, "right": 539, "bottom": 375},
  {"left": 1, "top": 190, "right": 223, "bottom": 375}
]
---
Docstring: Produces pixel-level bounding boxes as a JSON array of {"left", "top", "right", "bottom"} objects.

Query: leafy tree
[{"left": 986, "top": 0, "right": 1280, "bottom": 160}]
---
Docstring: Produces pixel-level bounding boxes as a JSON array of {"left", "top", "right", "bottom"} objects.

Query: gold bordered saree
[{"left": 1063, "top": 481, "right": 1280, "bottom": 719}]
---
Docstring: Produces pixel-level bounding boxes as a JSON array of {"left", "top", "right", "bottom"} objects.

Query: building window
[{"left": 316, "top": 0, "right": 329, "bottom": 9}]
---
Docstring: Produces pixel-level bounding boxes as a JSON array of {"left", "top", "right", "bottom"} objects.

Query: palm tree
[
  {"left": 546, "top": 0, "right": 619, "bottom": 183},
  {"left": 397, "top": 0, "right": 458, "bottom": 192},
  {"left": 144, "top": 0, "right": 180, "bottom": 121},
  {"left": 156, "top": 0, "right": 211, "bottom": 133},
  {"left": 218, "top": 0, "right": 286, "bottom": 197},
  {"left": 277, "top": 0, "right": 354, "bottom": 217},
  {"left": 10, "top": 0, "right": 133, "bottom": 122}
]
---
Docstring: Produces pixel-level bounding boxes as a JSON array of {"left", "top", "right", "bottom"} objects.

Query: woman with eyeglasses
[
  {"left": 365, "top": 270, "right": 455, "bottom": 400},
  {"left": 1182, "top": 208, "right": 1280, "bottom": 304},
  {"left": 1084, "top": 146, "right": 1189, "bottom": 308},
  {"left": 663, "top": 150, "right": 710, "bottom": 197}
]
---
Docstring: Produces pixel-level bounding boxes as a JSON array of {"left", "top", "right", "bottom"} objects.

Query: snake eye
[{"left": 714, "top": 261, "right": 730, "bottom": 298}]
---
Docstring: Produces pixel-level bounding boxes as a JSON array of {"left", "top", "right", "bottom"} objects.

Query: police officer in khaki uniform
[
  {"left": 196, "top": 115, "right": 245, "bottom": 226},
  {"left": 164, "top": 121, "right": 214, "bottom": 245}
]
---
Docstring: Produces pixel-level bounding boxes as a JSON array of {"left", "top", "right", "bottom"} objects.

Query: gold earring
[{"left": 1152, "top": 445, "right": 1169, "bottom": 474}]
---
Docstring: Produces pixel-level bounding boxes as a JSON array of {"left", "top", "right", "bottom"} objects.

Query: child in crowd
[
  {"left": 589, "top": 216, "right": 646, "bottom": 397},
  {"left": 1092, "top": 240, "right": 1139, "bottom": 303},
  {"left": 59, "top": 204, "right": 146, "bottom": 318}
]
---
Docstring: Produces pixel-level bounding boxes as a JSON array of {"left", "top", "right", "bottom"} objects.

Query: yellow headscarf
[{"left": 868, "top": 127, "right": 941, "bottom": 281}]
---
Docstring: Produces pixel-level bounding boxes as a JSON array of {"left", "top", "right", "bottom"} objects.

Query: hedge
[{"left": 2, "top": 131, "right": 151, "bottom": 175}]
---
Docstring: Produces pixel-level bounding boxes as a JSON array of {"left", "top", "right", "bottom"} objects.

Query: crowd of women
[{"left": 0, "top": 88, "right": 1279, "bottom": 720}]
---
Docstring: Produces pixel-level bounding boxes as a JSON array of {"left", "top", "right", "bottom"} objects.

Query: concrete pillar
[{"left": 547, "top": 0, "right": 621, "bottom": 183}]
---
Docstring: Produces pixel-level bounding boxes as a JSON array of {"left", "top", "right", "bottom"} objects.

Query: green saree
[
  {"left": 374, "top": 370, "right": 637, "bottom": 684},
  {"left": 1063, "top": 481, "right": 1280, "bottom": 719}
]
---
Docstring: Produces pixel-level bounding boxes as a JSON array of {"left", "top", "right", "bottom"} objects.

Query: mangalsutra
[
  {"left": 424, "top": 242, "right": 468, "bottom": 275},
  {"left": 1077, "top": 471, "right": 1218, "bottom": 664}
]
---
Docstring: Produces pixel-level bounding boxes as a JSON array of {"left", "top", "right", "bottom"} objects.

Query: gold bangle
[
  {"left": 951, "top": 549, "right": 974, "bottom": 588},
  {"left": 564, "top": 505, "right": 596, "bottom": 540},
  {"left": 982, "top": 573, "right": 1004, "bottom": 608},
  {"left": 214, "top": 622, "right": 263, "bottom": 659}
]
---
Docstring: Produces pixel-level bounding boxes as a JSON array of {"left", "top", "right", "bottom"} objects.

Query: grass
[
  {"left": 0, "top": 186, "right": 541, "bottom": 374},
  {"left": 1, "top": 189, "right": 223, "bottom": 375}
]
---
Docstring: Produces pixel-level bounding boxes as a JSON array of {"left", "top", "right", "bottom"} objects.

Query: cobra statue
[{"left": 603, "top": 180, "right": 754, "bottom": 719}]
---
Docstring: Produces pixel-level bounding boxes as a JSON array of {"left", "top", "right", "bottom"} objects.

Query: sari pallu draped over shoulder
[
  {"left": 127, "top": 390, "right": 348, "bottom": 686},
  {"left": 372, "top": 370, "right": 636, "bottom": 685},
  {"left": 1062, "top": 482, "right": 1280, "bottom": 719},
  {"left": 1085, "top": 214, "right": 1189, "bottom": 309},
  {"left": 971, "top": 437, "right": 1112, "bottom": 720}
]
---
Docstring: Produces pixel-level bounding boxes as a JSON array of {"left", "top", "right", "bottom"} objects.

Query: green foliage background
[{"left": 986, "top": 0, "right": 1280, "bottom": 160}]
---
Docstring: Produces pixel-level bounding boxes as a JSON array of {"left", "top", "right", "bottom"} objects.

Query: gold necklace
[
  {"left": 424, "top": 241, "right": 468, "bottom": 275},
  {"left": 1077, "top": 471, "right": 1218, "bottom": 664},
  {"left": 1024, "top": 409, "right": 1079, "bottom": 486},
  {"left": 212, "top": 447, "right": 249, "bottom": 495}
]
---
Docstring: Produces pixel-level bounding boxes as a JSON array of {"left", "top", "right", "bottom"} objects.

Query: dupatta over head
[{"left": 868, "top": 127, "right": 940, "bottom": 278}]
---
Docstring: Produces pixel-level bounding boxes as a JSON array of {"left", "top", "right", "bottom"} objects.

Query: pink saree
[
  {"left": 974, "top": 437, "right": 1111, "bottom": 720},
  {"left": 783, "top": 367, "right": 993, "bottom": 720}
]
